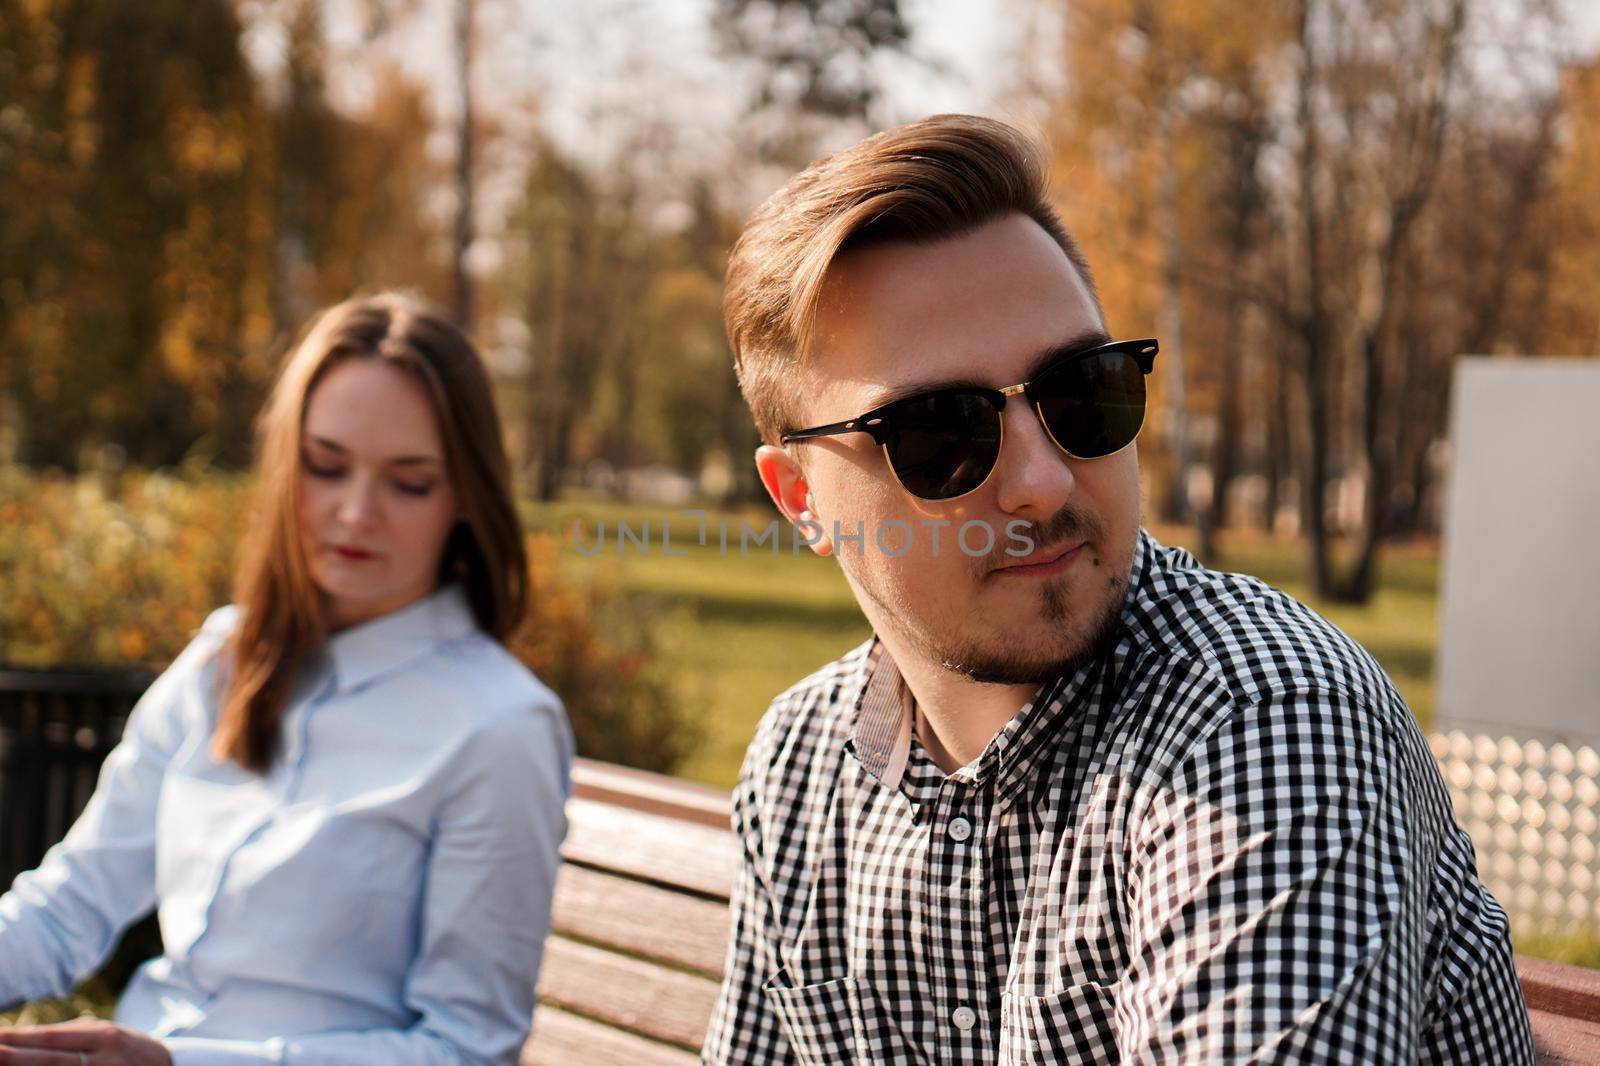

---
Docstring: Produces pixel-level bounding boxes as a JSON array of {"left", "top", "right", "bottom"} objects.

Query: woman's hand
[{"left": 0, "top": 1018, "right": 171, "bottom": 1065}]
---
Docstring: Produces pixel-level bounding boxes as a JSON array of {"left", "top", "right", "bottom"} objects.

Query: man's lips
[{"left": 991, "top": 539, "right": 1086, "bottom": 578}]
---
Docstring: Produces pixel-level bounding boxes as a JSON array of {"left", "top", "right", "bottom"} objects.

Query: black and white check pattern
[{"left": 703, "top": 529, "right": 1534, "bottom": 1064}]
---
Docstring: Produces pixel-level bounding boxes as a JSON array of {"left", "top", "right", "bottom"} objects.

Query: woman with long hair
[{"left": 0, "top": 293, "right": 573, "bottom": 1064}]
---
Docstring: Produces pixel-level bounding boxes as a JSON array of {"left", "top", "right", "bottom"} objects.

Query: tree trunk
[
  {"left": 1329, "top": 332, "right": 1389, "bottom": 602},
  {"left": 1201, "top": 161, "right": 1259, "bottom": 558},
  {"left": 1294, "top": 0, "right": 1334, "bottom": 600},
  {"left": 451, "top": 0, "right": 475, "bottom": 331},
  {"left": 1263, "top": 343, "right": 1288, "bottom": 534},
  {"left": 1157, "top": 103, "right": 1192, "bottom": 527},
  {"left": 1199, "top": 303, "right": 1243, "bottom": 562}
]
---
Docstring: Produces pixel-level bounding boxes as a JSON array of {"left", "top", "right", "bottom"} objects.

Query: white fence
[{"left": 1430, "top": 730, "right": 1600, "bottom": 931}]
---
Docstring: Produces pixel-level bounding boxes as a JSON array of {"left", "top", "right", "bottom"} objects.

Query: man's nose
[{"left": 990, "top": 401, "right": 1075, "bottom": 519}]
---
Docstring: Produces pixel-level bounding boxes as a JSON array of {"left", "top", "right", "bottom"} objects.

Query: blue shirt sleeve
[{"left": 0, "top": 612, "right": 230, "bottom": 1009}]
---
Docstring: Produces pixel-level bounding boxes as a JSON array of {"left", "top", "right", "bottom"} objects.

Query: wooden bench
[
  {"left": 1521, "top": 956, "right": 1600, "bottom": 1065},
  {"left": 527, "top": 759, "right": 735, "bottom": 1064},
  {"left": 535, "top": 759, "right": 1600, "bottom": 1065},
  {"left": 3, "top": 660, "right": 1595, "bottom": 1061}
]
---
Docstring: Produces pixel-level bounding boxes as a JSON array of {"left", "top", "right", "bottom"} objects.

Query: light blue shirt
[{"left": 0, "top": 582, "right": 575, "bottom": 1065}]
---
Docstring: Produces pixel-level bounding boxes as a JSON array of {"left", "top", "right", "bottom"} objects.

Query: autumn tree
[
  {"left": 259, "top": 0, "right": 449, "bottom": 329},
  {"left": 503, "top": 133, "right": 748, "bottom": 501},
  {"left": 1524, "top": 55, "right": 1600, "bottom": 358},
  {"left": 0, "top": 0, "right": 271, "bottom": 469},
  {"left": 1045, "top": 0, "right": 1581, "bottom": 601},
  {"left": 1265, "top": 0, "right": 1578, "bottom": 601},
  {"left": 1045, "top": 0, "right": 1295, "bottom": 556},
  {"left": 712, "top": 0, "right": 913, "bottom": 166},
  {"left": 1, "top": 0, "right": 473, "bottom": 470}
]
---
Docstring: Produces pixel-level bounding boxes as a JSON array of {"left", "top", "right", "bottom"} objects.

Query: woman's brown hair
[{"left": 212, "top": 292, "right": 528, "bottom": 772}]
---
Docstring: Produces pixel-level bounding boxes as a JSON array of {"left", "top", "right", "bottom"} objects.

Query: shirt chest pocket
[
  {"left": 154, "top": 767, "right": 277, "bottom": 954},
  {"left": 763, "top": 975, "right": 932, "bottom": 1066},
  {"left": 154, "top": 766, "right": 428, "bottom": 973},
  {"left": 998, "top": 980, "right": 1119, "bottom": 1065},
  {"left": 764, "top": 975, "right": 857, "bottom": 1065},
  {"left": 155, "top": 770, "right": 270, "bottom": 906},
  {"left": 230, "top": 805, "right": 428, "bottom": 981}
]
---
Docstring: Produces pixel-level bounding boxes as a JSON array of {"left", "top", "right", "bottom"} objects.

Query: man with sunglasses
[{"left": 703, "top": 115, "right": 1532, "bottom": 1064}]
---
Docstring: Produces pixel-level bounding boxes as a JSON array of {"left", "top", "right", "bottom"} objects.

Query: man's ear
[{"left": 755, "top": 444, "right": 835, "bottom": 557}]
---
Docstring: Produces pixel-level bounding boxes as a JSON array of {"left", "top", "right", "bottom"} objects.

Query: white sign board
[{"left": 1436, "top": 358, "right": 1600, "bottom": 741}]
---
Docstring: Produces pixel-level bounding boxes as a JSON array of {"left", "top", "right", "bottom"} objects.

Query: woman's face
[{"left": 297, "top": 357, "right": 461, "bottom": 632}]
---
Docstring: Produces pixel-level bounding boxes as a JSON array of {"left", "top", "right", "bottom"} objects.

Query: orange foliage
[{"left": 0, "top": 464, "right": 693, "bottom": 772}]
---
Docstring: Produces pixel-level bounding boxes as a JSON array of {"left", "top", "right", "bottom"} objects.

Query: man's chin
[
  {"left": 934, "top": 597, "right": 1123, "bottom": 686},
  {"left": 938, "top": 640, "right": 1099, "bottom": 686}
]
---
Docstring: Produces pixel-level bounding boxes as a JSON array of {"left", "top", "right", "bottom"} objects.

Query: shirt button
[
  {"left": 948, "top": 816, "right": 973, "bottom": 843},
  {"left": 952, "top": 1005, "right": 977, "bottom": 1031}
]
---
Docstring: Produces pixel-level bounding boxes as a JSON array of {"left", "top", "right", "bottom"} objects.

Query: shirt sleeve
[
  {"left": 161, "top": 695, "right": 574, "bottom": 1066},
  {"left": 0, "top": 614, "right": 229, "bottom": 1011},
  {"left": 1118, "top": 681, "right": 1534, "bottom": 1065},
  {"left": 701, "top": 762, "right": 795, "bottom": 1065}
]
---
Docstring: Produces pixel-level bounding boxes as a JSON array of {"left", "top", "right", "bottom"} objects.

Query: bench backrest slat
[
  {"left": 572, "top": 758, "right": 732, "bottom": 830},
  {"left": 537, "top": 935, "right": 721, "bottom": 1052},
  {"left": 532, "top": 798, "right": 735, "bottom": 1054},
  {"left": 1527, "top": 1007, "right": 1600, "bottom": 1066},
  {"left": 552, "top": 863, "right": 729, "bottom": 978},
  {"left": 563, "top": 797, "right": 736, "bottom": 900},
  {"left": 1519, "top": 954, "right": 1600, "bottom": 1019},
  {"left": 525, "top": 1006, "right": 698, "bottom": 1066}
]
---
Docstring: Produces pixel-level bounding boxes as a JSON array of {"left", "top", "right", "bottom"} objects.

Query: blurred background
[{"left": 3, "top": 0, "right": 1599, "bottom": 994}]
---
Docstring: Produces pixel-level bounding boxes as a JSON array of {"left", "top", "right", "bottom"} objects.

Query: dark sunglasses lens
[
  {"left": 884, "top": 392, "right": 1001, "bottom": 500},
  {"left": 1033, "top": 349, "right": 1146, "bottom": 458}
]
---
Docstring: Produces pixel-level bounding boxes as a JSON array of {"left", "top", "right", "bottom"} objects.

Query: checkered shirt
[{"left": 702, "top": 529, "right": 1534, "bottom": 1064}]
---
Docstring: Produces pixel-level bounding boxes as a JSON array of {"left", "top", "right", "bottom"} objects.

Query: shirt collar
[
  {"left": 847, "top": 528, "right": 1173, "bottom": 807},
  {"left": 847, "top": 640, "right": 909, "bottom": 789},
  {"left": 323, "top": 582, "right": 479, "bottom": 695}
]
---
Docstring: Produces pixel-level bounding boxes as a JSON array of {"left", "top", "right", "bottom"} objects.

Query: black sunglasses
[{"left": 780, "top": 337, "right": 1158, "bottom": 501}]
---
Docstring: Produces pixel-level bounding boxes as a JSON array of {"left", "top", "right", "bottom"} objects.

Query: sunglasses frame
[{"left": 780, "top": 337, "right": 1159, "bottom": 501}]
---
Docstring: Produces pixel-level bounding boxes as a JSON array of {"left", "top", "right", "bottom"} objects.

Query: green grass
[
  {"left": 525, "top": 497, "right": 869, "bottom": 786},
  {"left": 0, "top": 988, "right": 114, "bottom": 1025},
  {"left": 525, "top": 499, "right": 1442, "bottom": 788},
  {"left": 1514, "top": 924, "right": 1600, "bottom": 969}
]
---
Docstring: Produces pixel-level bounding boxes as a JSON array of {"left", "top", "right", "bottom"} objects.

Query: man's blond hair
[{"left": 724, "top": 113, "right": 1099, "bottom": 445}]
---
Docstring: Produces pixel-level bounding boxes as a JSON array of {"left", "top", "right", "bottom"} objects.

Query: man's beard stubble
[
  {"left": 852, "top": 503, "right": 1133, "bottom": 687},
  {"left": 954, "top": 581, "right": 1123, "bottom": 685}
]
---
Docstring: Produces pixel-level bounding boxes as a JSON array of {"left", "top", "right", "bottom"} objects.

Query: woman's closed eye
[{"left": 304, "top": 461, "right": 435, "bottom": 497}]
